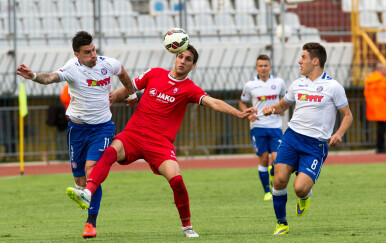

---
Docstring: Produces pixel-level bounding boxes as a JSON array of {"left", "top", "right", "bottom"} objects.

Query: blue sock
[
  {"left": 272, "top": 187, "right": 287, "bottom": 223},
  {"left": 258, "top": 165, "right": 270, "bottom": 193},
  {"left": 88, "top": 185, "right": 102, "bottom": 215}
]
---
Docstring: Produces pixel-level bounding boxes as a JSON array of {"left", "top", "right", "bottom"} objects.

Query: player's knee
[
  {"left": 294, "top": 185, "right": 310, "bottom": 198},
  {"left": 273, "top": 175, "right": 288, "bottom": 190},
  {"left": 169, "top": 175, "right": 186, "bottom": 194}
]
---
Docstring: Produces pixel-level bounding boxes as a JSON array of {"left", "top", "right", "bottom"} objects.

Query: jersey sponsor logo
[
  {"left": 156, "top": 92, "right": 176, "bottom": 103},
  {"left": 168, "top": 81, "right": 175, "bottom": 85},
  {"left": 101, "top": 68, "right": 107, "bottom": 75},
  {"left": 271, "top": 84, "right": 276, "bottom": 90},
  {"left": 316, "top": 86, "right": 323, "bottom": 92},
  {"left": 173, "top": 87, "right": 179, "bottom": 94},
  {"left": 257, "top": 95, "right": 277, "bottom": 101},
  {"left": 298, "top": 93, "right": 324, "bottom": 102},
  {"left": 86, "top": 77, "right": 111, "bottom": 86}
]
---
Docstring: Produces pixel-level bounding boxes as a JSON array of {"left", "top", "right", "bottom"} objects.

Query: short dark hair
[
  {"left": 72, "top": 31, "right": 93, "bottom": 52},
  {"left": 302, "top": 42, "right": 327, "bottom": 68},
  {"left": 256, "top": 54, "right": 271, "bottom": 64},
  {"left": 177, "top": 45, "right": 199, "bottom": 64}
]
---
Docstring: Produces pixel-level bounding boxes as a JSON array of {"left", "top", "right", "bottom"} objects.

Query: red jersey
[{"left": 125, "top": 68, "right": 207, "bottom": 143}]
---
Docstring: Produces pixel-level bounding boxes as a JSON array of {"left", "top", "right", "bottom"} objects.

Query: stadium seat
[
  {"left": 282, "top": 12, "right": 301, "bottom": 32},
  {"left": 188, "top": 0, "right": 214, "bottom": 15},
  {"left": 211, "top": 0, "right": 235, "bottom": 14},
  {"left": 342, "top": 0, "right": 382, "bottom": 12},
  {"left": 74, "top": 0, "right": 93, "bottom": 18},
  {"left": 137, "top": 15, "right": 162, "bottom": 43},
  {"left": 235, "top": 0, "right": 259, "bottom": 15},
  {"left": 112, "top": 0, "right": 138, "bottom": 17},
  {"left": 377, "top": 32, "right": 386, "bottom": 43},
  {"left": 299, "top": 26, "right": 322, "bottom": 42},
  {"left": 117, "top": 15, "right": 141, "bottom": 45},
  {"left": 359, "top": 11, "right": 382, "bottom": 28},
  {"left": 214, "top": 13, "right": 239, "bottom": 42},
  {"left": 169, "top": 0, "right": 186, "bottom": 13},
  {"left": 149, "top": 0, "right": 173, "bottom": 16},
  {"left": 37, "top": 0, "right": 59, "bottom": 18},
  {"left": 56, "top": 0, "right": 76, "bottom": 18},
  {"left": 155, "top": 14, "right": 176, "bottom": 36},
  {"left": 15, "top": 0, "right": 40, "bottom": 18},
  {"left": 193, "top": 13, "right": 219, "bottom": 43},
  {"left": 256, "top": 12, "right": 277, "bottom": 34},
  {"left": 235, "top": 13, "right": 260, "bottom": 42}
]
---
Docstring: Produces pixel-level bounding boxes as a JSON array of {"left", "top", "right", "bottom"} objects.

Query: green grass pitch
[{"left": 0, "top": 163, "right": 385, "bottom": 242}]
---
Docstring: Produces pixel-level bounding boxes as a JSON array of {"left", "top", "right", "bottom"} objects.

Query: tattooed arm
[{"left": 16, "top": 64, "right": 60, "bottom": 84}]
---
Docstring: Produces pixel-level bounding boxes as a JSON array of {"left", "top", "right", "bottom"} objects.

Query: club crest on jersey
[
  {"left": 271, "top": 85, "right": 276, "bottom": 90},
  {"left": 149, "top": 88, "right": 157, "bottom": 97},
  {"left": 316, "top": 86, "right": 323, "bottom": 92},
  {"left": 173, "top": 87, "right": 179, "bottom": 94},
  {"left": 298, "top": 93, "right": 323, "bottom": 102},
  {"left": 101, "top": 68, "right": 107, "bottom": 75},
  {"left": 86, "top": 77, "right": 111, "bottom": 86}
]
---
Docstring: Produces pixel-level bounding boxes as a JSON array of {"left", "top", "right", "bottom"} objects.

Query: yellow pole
[
  {"left": 18, "top": 82, "right": 28, "bottom": 176},
  {"left": 19, "top": 113, "right": 24, "bottom": 176}
]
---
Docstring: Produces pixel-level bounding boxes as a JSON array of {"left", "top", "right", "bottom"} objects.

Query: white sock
[
  {"left": 301, "top": 189, "right": 312, "bottom": 199},
  {"left": 83, "top": 189, "right": 92, "bottom": 199}
]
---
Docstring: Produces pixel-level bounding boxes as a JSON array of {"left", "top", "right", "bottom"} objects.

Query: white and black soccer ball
[{"left": 163, "top": 28, "right": 190, "bottom": 54}]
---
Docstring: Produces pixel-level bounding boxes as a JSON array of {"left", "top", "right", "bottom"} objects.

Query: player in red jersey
[{"left": 66, "top": 45, "right": 257, "bottom": 238}]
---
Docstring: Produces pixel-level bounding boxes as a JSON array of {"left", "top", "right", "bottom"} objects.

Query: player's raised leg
[{"left": 158, "top": 160, "right": 199, "bottom": 238}]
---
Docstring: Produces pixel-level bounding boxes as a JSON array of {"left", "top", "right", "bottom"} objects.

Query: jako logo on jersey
[
  {"left": 271, "top": 85, "right": 276, "bottom": 90},
  {"left": 257, "top": 95, "right": 277, "bottom": 101},
  {"left": 101, "top": 68, "right": 107, "bottom": 75},
  {"left": 86, "top": 77, "right": 111, "bottom": 86},
  {"left": 298, "top": 93, "right": 323, "bottom": 102},
  {"left": 173, "top": 87, "right": 179, "bottom": 94},
  {"left": 157, "top": 92, "right": 175, "bottom": 102}
]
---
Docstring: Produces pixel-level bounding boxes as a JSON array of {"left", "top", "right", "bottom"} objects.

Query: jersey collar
[{"left": 168, "top": 72, "right": 188, "bottom": 82}]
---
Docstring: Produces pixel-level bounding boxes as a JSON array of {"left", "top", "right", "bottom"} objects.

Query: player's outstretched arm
[
  {"left": 202, "top": 96, "right": 257, "bottom": 119},
  {"left": 16, "top": 64, "right": 60, "bottom": 84},
  {"left": 239, "top": 100, "right": 257, "bottom": 122},
  {"left": 329, "top": 105, "right": 353, "bottom": 147},
  {"left": 262, "top": 98, "right": 291, "bottom": 116},
  {"left": 117, "top": 66, "right": 136, "bottom": 95}
]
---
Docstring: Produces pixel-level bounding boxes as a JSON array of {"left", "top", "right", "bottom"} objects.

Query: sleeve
[
  {"left": 189, "top": 84, "right": 208, "bottom": 104},
  {"left": 133, "top": 68, "right": 152, "bottom": 91},
  {"left": 54, "top": 63, "right": 73, "bottom": 82},
  {"left": 333, "top": 83, "right": 349, "bottom": 109},
  {"left": 284, "top": 81, "right": 295, "bottom": 103},
  {"left": 240, "top": 83, "right": 251, "bottom": 103},
  {"left": 106, "top": 57, "right": 122, "bottom": 76}
]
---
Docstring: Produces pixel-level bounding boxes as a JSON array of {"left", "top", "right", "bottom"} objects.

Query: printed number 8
[{"left": 311, "top": 159, "right": 318, "bottom": 170}]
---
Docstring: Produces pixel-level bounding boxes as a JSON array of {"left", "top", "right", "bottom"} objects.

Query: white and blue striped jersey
[
  {"left": 284, "top": 72, "right": 348, "bottom": 140},
  {"left": 241, "top": 75, "right": 287, "bottom": 129},
  {"left": 55, "top": 56, "right": 122, "bottom": 124}
]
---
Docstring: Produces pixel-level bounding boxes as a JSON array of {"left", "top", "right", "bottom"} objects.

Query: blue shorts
[
  {"left": 67, "top": 120, "right": 115, "bottom": 177},
  {"left": 275, "top": 127, "right": 328, "bottom": 183},
  {"left": 250, "top": 127, "right": 283, "bottom": 156}
]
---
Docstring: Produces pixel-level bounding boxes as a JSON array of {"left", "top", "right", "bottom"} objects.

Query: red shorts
[{"left": 114, "top": 130, "right": 177, "bottom": 174}]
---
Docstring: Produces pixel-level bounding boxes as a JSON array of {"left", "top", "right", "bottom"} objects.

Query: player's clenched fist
[{"left": 263, "top": 106, "right": 276, "bottom": 116}]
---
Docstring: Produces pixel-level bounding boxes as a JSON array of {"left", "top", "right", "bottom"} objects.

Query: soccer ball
[{"left": 163, "top": 28, "right": 190, "bottom": 54}]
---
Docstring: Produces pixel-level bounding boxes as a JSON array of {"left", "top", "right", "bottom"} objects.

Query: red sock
[
  {"left": 86, "top": 146, "right": 117, "bottom": 195},
  {"left": 169, "top": 175, "right": 191, "bottom": 227}
]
